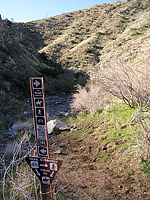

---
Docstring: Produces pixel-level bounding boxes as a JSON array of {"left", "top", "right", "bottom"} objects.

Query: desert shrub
[
  {"left": 136, "top": 111, "right": 150, "bottom": 161},
  {"left": 97, "top": 60, "right": 150, "bottom": 109},
  {"left": 85, "top": 48, "right": 93, "bottom": 53},
  {"left": 0, "top": 131, "right": 65, "bottom": 200},
  {"left": 0, "top": 68, "right": 30, "bottom": 97},
  {"left": 40, "top": 66, "right": 64, "bottom": 78},
  {"left": 71, "top": 83, "right": 104, "bottom": 114},
  {"left": 45, "top": 70, "right": 75, "bottom": 93},
  {"left": 0, "top": 91, "right": 27, "bottom": 120},
  {"left": 75, "top": 71, "right": 89, "bottom": 86},
  {"left": 39, "top": 52, "right": 64, "bottom": 77},
  {"left": 0, "top": 132, "right": 39, "bottom": 200},
  {"left": 71, "top": 40, "right": 76, "bottom": 44},
  {"left": 0, "top": 68, "right": 15, "bottom": 81}
]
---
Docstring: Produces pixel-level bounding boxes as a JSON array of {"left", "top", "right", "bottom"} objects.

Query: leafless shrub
[
  {"left": 97, "top": 59, "right": 150, "bottom": 109},
  {"left": 71, "top": 83, "right": 104, "bottom": 114},
  {"left": 0, "top": 131, "right": 67, "bottom": 200},
  {"left": 0, "top": 131, "right": 38, "bottom": 200},
  {"left": 135, "top": 111, "right": 150, "bottom": 161}
]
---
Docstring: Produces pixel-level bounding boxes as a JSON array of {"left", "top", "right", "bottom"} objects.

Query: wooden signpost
[
  {"left": 29, "top": 77, "right": 49, "bottom": 158},
  {"left": 25, "top": 77, "right": 62, "bottom": 200}
]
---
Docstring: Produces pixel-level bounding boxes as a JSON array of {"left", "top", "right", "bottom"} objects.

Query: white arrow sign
[
  {"left": 50, "top": 171, "right": 54, "bottom": 178},
  {"left": 34, "top": 80, "right": 41, "bottom": 88},
  {"left": 35, "top": 169, "right": 41, "bottom": 177},
  {"left": 40, "top": 163, "right": 48, "bottom": 168}
]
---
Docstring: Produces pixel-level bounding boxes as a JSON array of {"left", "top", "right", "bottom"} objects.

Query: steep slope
[
  {"left": 0, "top": 19, "right": 44, "bottom": 127},
  {"left": 1, "top": 0, "right": 150, "bottom": 128},
  {"left": 0, "top": 19, "right": 80, "bottom": 128},
  {"left": 27, "top": 0, "right": 150, "bottom": 73},
  {"left": 0, "top": 19, "right": 66, "bottom": 97}
]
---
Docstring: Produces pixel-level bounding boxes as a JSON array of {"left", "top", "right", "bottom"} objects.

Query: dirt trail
[
  {"left": 2, "top": 94, "right": 150, "bottom": 199},
  {"left": 49, "top": 132, "right": 150, "bottom": 200}
]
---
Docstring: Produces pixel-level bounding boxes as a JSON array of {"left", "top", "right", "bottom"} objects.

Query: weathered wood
[
  {"left": 41, "top": 184, "right": 53, "bottom": 200},
  {"left": 29, "top": 77, "right": 53, "bottom": 199}
]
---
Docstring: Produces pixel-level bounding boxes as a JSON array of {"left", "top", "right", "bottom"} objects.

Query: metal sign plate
[
  {"left": 25, "top": 157, "right": 62, "bottom": 184},
  {"left": 30, "top": 77, "right": 49, "bottom": 157}
]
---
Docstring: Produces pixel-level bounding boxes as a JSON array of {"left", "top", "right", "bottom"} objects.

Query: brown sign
[
  {"left": 25, "top": 157, "right": 62, "bottom": 184},
  {"left": 29, "top": 77, "right": 63, "bottom": 199},
  {"left": 30, "top": 77, "right": 49, "bottom": 158}
]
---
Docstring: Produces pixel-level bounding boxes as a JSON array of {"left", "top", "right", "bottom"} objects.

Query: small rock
[
  {"left": 55, "top": 102, "right": 61, "bottom": 105},
  {"left": 60, "top": 144, "right": 66, "bottom": 149},
  {"left": 102, "top": 146, "right": 107, "bottom": 151},
  {"left": 54, "top": 150, "right": 63, "bottom": 155},
  {"left": 9, "top": 121, "right": 33, "bottom": 134},
  {"left": 23, "top": 111, "right": 29, "bottom": 115},
  {"left": 89, "top": 146, "right": 92, "bottom": 152},
  {"left": 120, "top": 124, "right": 127, "bottom": 129}
]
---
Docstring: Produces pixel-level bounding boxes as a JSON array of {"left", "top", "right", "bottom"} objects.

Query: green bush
[
  {"left": 85, "top": 48, "right": 93, "bottom": 53},
  {"left": 54, "top": 79, "right": 74, "bottom": 93},
  {"left": 140, "top": 161, "right": 150, "bottom": 178},
  {"left": 40, "top": 67, "right": 64, "bottom": 77},
  {"left": 39, "top": 52, "right": 64, "bottom": 77}
]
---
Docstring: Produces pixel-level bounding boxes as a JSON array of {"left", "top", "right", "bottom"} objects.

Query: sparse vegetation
[
  {"left": 1, "top": 0, "right": 150, "bottom": 199},
  {"left": 71, "top": 83, "right": 104, "bottom": 114},
  {"left": 97, "top": 60, "right": 150, "bottom": 109},
  {"left": 140, "top": 161, "right": 150, "bottom": 179}
]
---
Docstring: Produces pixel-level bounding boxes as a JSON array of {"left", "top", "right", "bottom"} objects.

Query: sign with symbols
[
  {"left": 30, "top": 77, "right": 49, "bottom": 157},
  {"left": 28, "top": 77, "right": 63, "bottom": 200},
  {"left": 25, "top": 157, "right": 62, "bottom": 183}
]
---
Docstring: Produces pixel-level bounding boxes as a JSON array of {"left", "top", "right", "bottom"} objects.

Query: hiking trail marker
[
  {"left": 26, "top": 77, "right": 62, "bottom": 200},
  {"left": 25, "top": 157, "right": 62, "bottom": 184}
]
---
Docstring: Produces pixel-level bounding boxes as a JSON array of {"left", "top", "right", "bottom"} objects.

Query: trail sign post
[
  {"left": 26, "top": 77, "right": 62, "bottom": 200},
  {"left": 25, "top": 157, "right": 62, "bottom": 183},
  {"left": 30, "top": 77, "right": 49, "bottom": 158}
]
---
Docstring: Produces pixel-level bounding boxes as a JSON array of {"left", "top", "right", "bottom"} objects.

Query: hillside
[
  {"left": 0, "top": 0, "right": 150, "bottom": 124},
  {"left": 1, "top": 0, "right": 150, "bottom": 199},
  {"left": 0, "top": 18, "right": 87, "bottom": 128},
  {"left": 1, "top": 0, "right": 150, "bottom": 90},
  {"left": 27, "top": 0, "right": 150, "bottom": 75}
]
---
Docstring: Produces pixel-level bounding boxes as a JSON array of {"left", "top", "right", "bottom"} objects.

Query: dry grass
[{"left": 0, "top": 132, "right": 38, "bottom": 200}]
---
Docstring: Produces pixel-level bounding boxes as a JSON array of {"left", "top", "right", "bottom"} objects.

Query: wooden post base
[{"left": 41, "top": 183, "right": 53, "bottom": 200}]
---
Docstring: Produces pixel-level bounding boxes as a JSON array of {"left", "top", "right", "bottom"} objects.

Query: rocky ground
[
  {"left": 0, "top": 94, "right": 73, "bottom": 173},
  {"left": 0, "top": 94, "right": 72, "bottom": 173},
  {"left": 45, "top": 94, "right": 73, "bottom": 120}
]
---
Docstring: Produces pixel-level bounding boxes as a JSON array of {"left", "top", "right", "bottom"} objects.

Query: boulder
[{"left": 47, "top": 119, "right": 71, "bottom": 134}]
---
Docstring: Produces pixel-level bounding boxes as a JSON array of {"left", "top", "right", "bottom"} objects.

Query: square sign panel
[
  {"left": 33, "top": 79, "right": 42, "bottom": 88},
  {"left": 33, "top": 89, "right": 43, "bottom": 97},
  {"left": 35, "top": 99, "right": 44, "bottom": 107}
]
